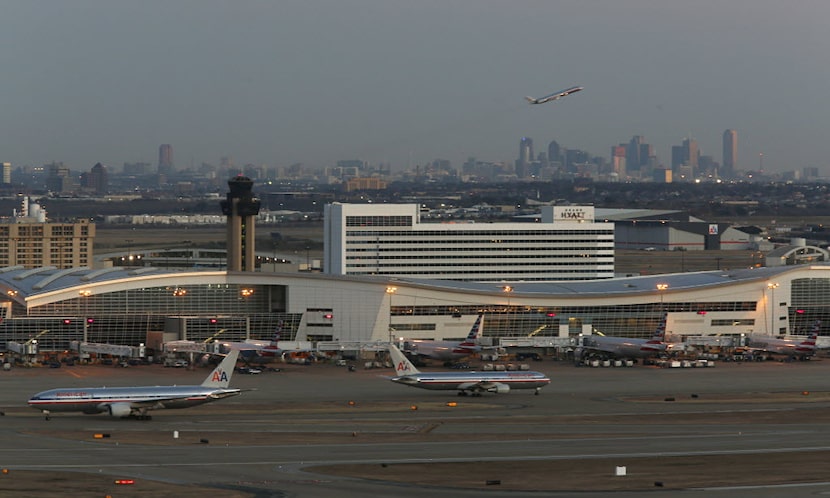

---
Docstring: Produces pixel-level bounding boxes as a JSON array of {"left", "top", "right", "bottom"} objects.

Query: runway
[{"left": 3, "top": 359, "right": 830, "bottom": 497}]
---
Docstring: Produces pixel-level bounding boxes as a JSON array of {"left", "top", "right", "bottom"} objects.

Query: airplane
[
  {"left": 388, "top": 344, "right": 550, "bottom": 396},
  {"left": 28, "top": 350, "right": 241, "bottom": 420},
  {"left": 576, "top": 313, "right": 669, "bottom": 362},
  {"left": 402, "top": 314, "right": 486, "bottom": 363},
  {"left": 215, "top": 320, "right": 293, "bottom": 361},
  {"left": 744, "top": 319, "right": 821, "bottom": 360},
  {"left": 525, "top": 85, "right": 583, "bottom": 105}
]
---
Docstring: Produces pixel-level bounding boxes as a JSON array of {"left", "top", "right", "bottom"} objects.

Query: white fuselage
[
  {"left": 747, "top": 337, "right": 815, "bottom": 357},
  {"left": 403, "top": 340, "right": 478, "bottom": 362},
  {"left": 392, "top": 371, "right": 550, "bottom": 391},
  {"left": 28, "top": 385, "right": 240, "bottom": 414},
  {"left": 580, "top": 336, "right": 666, "bottom": 359}
]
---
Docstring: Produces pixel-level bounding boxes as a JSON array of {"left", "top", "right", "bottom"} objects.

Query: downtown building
[{"left": 323, "top": 203, "right": 615, "bottom": 282}]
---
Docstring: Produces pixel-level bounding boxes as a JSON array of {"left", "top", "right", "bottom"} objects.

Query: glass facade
[
  {"left": 0, "top": 284, "right": 299, "bottom": 351},
  {"left": 391, "top": 301, "right": 758, "bottom": 339},
  {"left": 790, "top": 278, "right": 830, "bottom": 334}
]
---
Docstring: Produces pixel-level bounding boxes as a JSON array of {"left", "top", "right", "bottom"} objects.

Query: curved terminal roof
[
  {"left": 0, "top": 263, "right": 819, "bottom": 309},
  {"left": 395, "top": 265, "right": 804, "bottom": 297}
]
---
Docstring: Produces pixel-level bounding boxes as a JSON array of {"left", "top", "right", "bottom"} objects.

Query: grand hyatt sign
[{"left": 553, "top": 206, "right": 595, "bottom": 222}]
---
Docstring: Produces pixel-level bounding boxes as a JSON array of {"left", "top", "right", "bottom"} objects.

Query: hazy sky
[{"left": 2, "top": 1, "right": 829, "bottom": 174}]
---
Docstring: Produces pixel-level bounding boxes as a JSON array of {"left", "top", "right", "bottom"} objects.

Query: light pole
[
  {"left": 173, "top": 287, "right": 187, "bottom": 316},
  {"left": 386, "top": 286, "right": 397, "bottom": 344},
  {"left": 767, "top": 282, "right": 779, "bottom": 335},
  {"left": 656, "top": 283, "right": 668, "bottom": 312},
  {"left": 79, "top": 290, "right": 91, "bottom": 343},
  {"left": 503, "top": 286, "right": 513, "bottom": 335},
  {"left": 126, "top": 239, "right": 133, "bottom": 266}
]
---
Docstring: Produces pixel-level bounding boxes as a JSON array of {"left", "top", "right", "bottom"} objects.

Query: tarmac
[{"left": 3, "top": 356, "right": 830, "bottom": 497}]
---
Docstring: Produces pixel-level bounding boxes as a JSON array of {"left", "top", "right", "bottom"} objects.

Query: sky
[{"left": 2, "top": 0, "right": 829, "bottom": 175}]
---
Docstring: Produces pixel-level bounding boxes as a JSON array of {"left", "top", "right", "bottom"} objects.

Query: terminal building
[
  {"left": 2, "top": 184, "right": 830, "bottom": 360},
  {"left": 1, "top": 261, "right": 830, "bottom": 359}
]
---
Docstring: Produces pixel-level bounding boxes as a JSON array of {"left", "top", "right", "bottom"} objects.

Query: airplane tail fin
[
  {"left": 649, "top": 313, "right": 668, "bottom": 343},
  {"left": 201, "top": 349, "right": 239, "bottom": 388},
  {"left": 798, "top": 320, "right": 822, "bottom": 352},
  {"left": 809, "top": 319, "right": 822, "bottom": 339},
  {"left": 389, "top": 344, "right": 420, "bottom": 376},
  {"left": 525, "top": 96, "right": 537, "bottom": 104},
  {"left": 460, "top": 314, "right": 484, "bottom": 345}
]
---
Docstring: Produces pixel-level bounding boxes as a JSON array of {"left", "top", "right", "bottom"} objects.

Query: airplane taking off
[
  {"left": 402, "top": 314, "right": 485, "bottom": 363},
  {"left": 388, "top": 344, "right": 549, "bottom": 396},
  {"left": 745, "top": 320, "right": 821, "bottom": 360},
  {"left": 28, "top": 350, "right": 241, "bottom": 420},
  {"left": 577, "top": 313, "right": 668, "bottom": 361},
  {"left": 525, "top": 85, "right": 583, "bottom": 105}
]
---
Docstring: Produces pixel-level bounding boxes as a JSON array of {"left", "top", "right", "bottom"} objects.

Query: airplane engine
[
  {"left": 107, "top": 403, "right": 133, "bottom": 418},
  {"left": 489, "top": 383, "right": 510, "bottom": 394}
]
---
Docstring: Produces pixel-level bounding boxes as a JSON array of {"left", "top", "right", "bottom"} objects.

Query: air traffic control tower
[{"left": 220, "top": 175, "right": 261, "bottom": 272}]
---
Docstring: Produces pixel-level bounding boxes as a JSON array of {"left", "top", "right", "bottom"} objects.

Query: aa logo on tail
[{"left": 212, "top": 370, "right": 229, "bottom": 383}]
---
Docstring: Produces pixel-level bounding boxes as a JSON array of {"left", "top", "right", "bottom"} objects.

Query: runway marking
[
  {"left": 698, "top": 481, "right": 830, "bottom": 491},
  {"left": 13, "top": 444, "right": 830, "bottom": 469}
]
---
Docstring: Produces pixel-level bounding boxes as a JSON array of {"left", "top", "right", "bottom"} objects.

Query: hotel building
[{"left": 323, "top": 203, "right": 615, "bottom": 282}]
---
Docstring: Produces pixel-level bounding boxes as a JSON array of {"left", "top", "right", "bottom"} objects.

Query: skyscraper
[
  {"left": 722, "top": 129, "right": 737, "bottom": 178},
  {"left": 158, "top": 144, "right": 174, "bottom": 174},
  {"left": 671, "top": 138, "right": 698, "bottom": 180},
  {"left": 547, "top": 140, "right": 561, "bottom": 165},
  {"left": 611, "top": 145, "right": 626, "bottom": 178},
  {"left": 516, "top": 137, "right": 533, "bottom": 178},
  {"left": 683, "top": 138, "right": 698, "bottom": 172},
  {"left": 626, "top": 136, "right": 644, "bottom": 173},
  {"left": 1, "top": 162, "right": 10, "bottom": 185},
  {"left": 82, "top": 162, "right": 109, "bottom": 194}
]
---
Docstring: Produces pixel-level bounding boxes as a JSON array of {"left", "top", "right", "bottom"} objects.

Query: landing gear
[
  {"left": 42, "top": 410, "right": 51, "bottom": 421},
  {"left": 131, "top": 410, "right": 152, "bottom": 421},
  {"left": 534, "top": 388, "right": 541, "bottom": 396}
]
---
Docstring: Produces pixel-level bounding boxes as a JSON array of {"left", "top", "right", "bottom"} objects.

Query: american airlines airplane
[
  {"left": 745, "top": 320, "right": 821, "bottom": 360},
  {"left": 525, "top": 85, "right": 583, "bottom": 105},
  {"left": 576, "top": 314, "right": 669, "bottom": 361},
  {"left": 217, "top": 321, "right": 308, "bottom": 362},
  {"left": 28, "top": 350, "right": 241, "bottom": 420},
  {"left": 389, "top": 345, "right": 550, "bottom": 396},
  {"left": 402, "top": 314, "right": 485, "bottom": 363}
]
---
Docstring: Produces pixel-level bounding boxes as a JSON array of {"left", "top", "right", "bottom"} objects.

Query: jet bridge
[{"left": 79, "top": 342, "right": 140, "bottom": 358}]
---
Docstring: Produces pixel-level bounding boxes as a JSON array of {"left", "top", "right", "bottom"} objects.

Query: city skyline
[{"left": 1, "top": 1, "right": 828, "bottom": 174}]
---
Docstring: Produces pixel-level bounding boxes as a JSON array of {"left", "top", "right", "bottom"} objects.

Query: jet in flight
[
  {"left": 577, "top": 313, "right": 669, "bottom": 361},
  {"left": 388, "top": 344, "right": 549, "bottom": 396},
  {"left": 402, "top": 314, "right": 485, "bottom": 363},
  {"left": 28, "top": 350, "right": 241, "bottom": 420},
  {"left": 525, "top": 86, "right": 583, "bottom": 105},
  {"left": 744, "top": 320, "right": 821, "bottom": 360}
]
